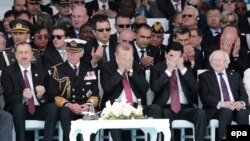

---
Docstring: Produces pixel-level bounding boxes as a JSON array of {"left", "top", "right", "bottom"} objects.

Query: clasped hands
[
  {"left": 220, "top": 101, "right": 244, "bottom": 111},
  {"left": 68, "top": 103, "right": 90, "bottom": 115},
  {"left": 23, "top": 85, "right": 45, "bottom": 101}
]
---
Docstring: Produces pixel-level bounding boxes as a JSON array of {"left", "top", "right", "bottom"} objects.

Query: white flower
[{"left": 99, "top": 99, "right": 144, "bottom": 120}]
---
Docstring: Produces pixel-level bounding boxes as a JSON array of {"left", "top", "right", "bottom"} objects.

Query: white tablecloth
[{"left": 69, "top": 119, "right": 171, "bottom": 141}]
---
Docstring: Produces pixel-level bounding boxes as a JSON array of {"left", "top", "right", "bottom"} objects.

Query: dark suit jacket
[
  {"left": 48, "top": 61, "right": 99, "bottom": 104},
  {"left": 83, "top": 38, "right": 116, "bottom": 68},
  {"left": 150, "top": 62, "right": 198, "bottom": 107},
  {"left": 42, "top": 46, "right": 64, "bottom": 70},
  {"left": 1, "top": 63, "right": 49, "bottom": 111},
  {"left": 152, "top": 44, "right": 167, "bottom": 64},
  {"left": 69, "top": 26, "right": 78, "bottom": 38},
  {"left": 198, "top": 70, "right": 248, "bottom": 121},
  {"left": 100, "top": 61, "right": 149, "bottom": 109},
  {"left": 157, "top": 0, "right": 185, "bottom": 20},
  {"left": 85, "top": 0, "right": 117, "bottom": 17},
  {"left": 132, "top": 42, "right": 158, "bottom": 65},
  {"left": 40, "top": 4, "right": 53, "bottom": 16}
]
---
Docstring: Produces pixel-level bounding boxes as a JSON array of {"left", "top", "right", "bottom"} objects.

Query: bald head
[
  {"left": 71, "top": 6, "right": 89, "bottom": 30},
  {"left": 134, "top": 16, "right": 147, "bottom": 24},
  {"left": 118, "top": 29, "right": 135, "bottom": 43}
]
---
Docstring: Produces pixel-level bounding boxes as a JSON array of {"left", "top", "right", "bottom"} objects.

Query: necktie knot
[
  {"left": 102, "top": 4, "right": 106, "bottom": 10},
  {"left": 218, "top": 73, "right": 223, "bottom": 76},
  {"left": 102, "top": 45, "right": 107, "bottom": 48},
  {"left": 24, "top": 69, "right": 28, "bottom": 73},
  {"left": 140, "top": 50, "right": 145, "bottom": 59}
]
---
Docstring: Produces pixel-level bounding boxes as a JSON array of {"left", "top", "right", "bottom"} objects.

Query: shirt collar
[
  {"left": 19, "top": 64, "right": 31, "bottom": 73},
  {"left": 97, "top": 40, "right": 110, "bottom": 46}
]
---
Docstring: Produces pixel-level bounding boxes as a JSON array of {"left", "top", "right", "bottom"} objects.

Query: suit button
[
  {"left": 73, "top": 95, "right": 75, "bottom": 98},
  {"left": 82, "top": 89, "right": 85, "bottom": 91},
  {"left": 72, "top": 89, "right": 75, "bottom": 91},
  {"left": 82, "top": 95, "right": 85, "bottom": 98},
  {"left": 72, "top": 100, "right": 75, "bottom": 102}
]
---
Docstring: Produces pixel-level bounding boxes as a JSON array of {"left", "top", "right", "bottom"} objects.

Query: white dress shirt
[
  {"left": 165, "top": 68, "right": 188, "bottom": 104},
  {"left": 19, "top": 65, "right": 40, "bottom": 106}
]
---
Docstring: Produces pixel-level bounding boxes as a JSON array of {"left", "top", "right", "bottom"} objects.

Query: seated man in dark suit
[
  {"left": 199, "top": 50, "right": 249, "bottom": 141},
  {"left": 150, "top": 42, "right": 206, "bottom": 141},
  {"left": 100, "top": 42, "right": 161, "bottom": 141},
  {"left": 132, "top": 23, "right": 158, "bottom": 70},
  {"left": 48, "top": 39, "right": 99, "bottom": 141},
  {"left": 1, "top": 42, "right": 58, "bottom": 141}
]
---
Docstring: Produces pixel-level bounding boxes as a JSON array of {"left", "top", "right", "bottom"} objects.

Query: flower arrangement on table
[{"left": 99, "top": 99, "right": 143, "bottom": 120}]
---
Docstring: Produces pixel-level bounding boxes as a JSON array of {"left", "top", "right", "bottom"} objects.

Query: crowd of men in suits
[{"left": 0, "top": 0, "right": 250, "bottom": 141}]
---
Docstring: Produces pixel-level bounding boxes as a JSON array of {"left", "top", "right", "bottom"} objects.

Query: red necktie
[
  {"left": 122, "top": 73, "right": 133, "bottom": 105},
  {"left": 23, "top": 69, "right": 35, "bottom": 115},
  {"left": 170, "top": 70, "right": 181, "bottom": 113}
]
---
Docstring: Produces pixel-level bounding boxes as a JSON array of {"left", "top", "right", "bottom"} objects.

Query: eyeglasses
[
  {"left": 51, "top": 35, "right": 65, "bottom": 40},
  {"left": 35, "top": 35, "right": 49, "bottom": 40},
  {"left": 182, "top": 14, "right": 194, "bottom": 18},
  {"left": 187, "top": 1, "right": 198, "bottom": 8},
  {"left": 95, "top": 28, "right": 111, "bottom": 32},
  {"left": 222, "top": 0, "right": 236, "bottom": 3},
  {"left": 117, "top": 24, "right": 131, "bottom": 28}
]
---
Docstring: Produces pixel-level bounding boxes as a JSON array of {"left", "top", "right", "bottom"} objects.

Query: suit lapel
[
  {"left": 226, "top": 71, "right": 235, "bottom": 99},
  {"left": 14, "top": 63, "right": 25, "bottom": 88},
  {"left": 211, "top": 71, "right": 222, "bottom": 99},
  {"left": 31, "top": 64, "right": 38, "bottom": 89},
  {"left": 74, "top": 62, "right": 88, "bottom": 87},
  {"left": 132, "top": 43, "right": 140, "bottom": 63}
]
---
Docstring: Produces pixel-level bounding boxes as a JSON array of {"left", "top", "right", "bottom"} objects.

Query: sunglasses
[
  {"left": 182, "top": 14, "right": 193, "bottom": 18},
  {"left": 35, "top": 35, "right": 49, "bottom": 40},
  {"left": 117, "top": 24, "right": 131, "bottom": 28},
  {"left": 236, "top": 7, "right": 247, "bottom": 11},
  {"left": 95, "top": 28, "right": 111, "bottom": 32},
  {"left": 222, "top": 0, "right": 236, "bottom": 3},
  {"left": 51, "top": 35, "right": 65, "bottom": 40},
  {"left": 187, "top": 1, "right": 198, "bottom": 8}
]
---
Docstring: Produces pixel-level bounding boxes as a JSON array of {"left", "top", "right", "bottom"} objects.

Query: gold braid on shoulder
[{"left": 51, "top": 65, "right": 71, "bottom": 99}]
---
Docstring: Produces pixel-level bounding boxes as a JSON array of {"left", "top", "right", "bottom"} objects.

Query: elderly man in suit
[
  {"left": 48, "top": 39, "right": 99, "bottom": 141},
  {"left": 199, "top": 50, "right": 249, "bottom": 141},
  {"left": 150, "top": 42, "right": 206, "bottom": 141},
  {"left": 1, "top": 42, "right": 58, "bottom": 141}
]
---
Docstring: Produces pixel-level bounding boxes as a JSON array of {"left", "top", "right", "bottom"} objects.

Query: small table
[{"left": 69, "top": 119, "right": 171, "bottom": 141}]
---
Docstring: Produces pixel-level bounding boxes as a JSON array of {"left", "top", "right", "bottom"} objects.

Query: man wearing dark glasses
[
  {"left": 110, "top": 13, "right": 132, "bottom": 44},
  {"left": 43, "top": 25, "right": 70, "bottom": 70},
  {"left": 52, "top": 0, "right": 71, "bottom": 24},
  {"left": 84, "top": 14, "right": 116, "bottom": 69}
]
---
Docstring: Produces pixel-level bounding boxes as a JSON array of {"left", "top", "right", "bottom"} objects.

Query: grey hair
[
  {"left": 209, "top": 50, "right": 230, "bottom": 64},
  {"left": 183, "top": 5, "right": 199, "bottom": 17}
]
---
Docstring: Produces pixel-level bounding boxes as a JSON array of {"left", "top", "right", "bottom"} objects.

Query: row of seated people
[{"left": 0, "top": 14, "right": 250, "bottom": 141}]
